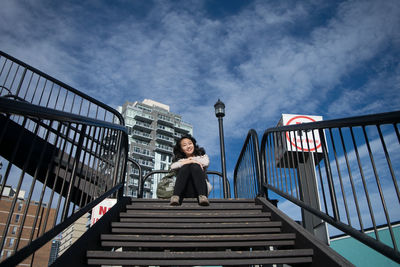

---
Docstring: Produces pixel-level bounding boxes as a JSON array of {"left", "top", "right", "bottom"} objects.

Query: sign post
[{"left": 276, "top": 114, "right": 329, "bottom": 244}]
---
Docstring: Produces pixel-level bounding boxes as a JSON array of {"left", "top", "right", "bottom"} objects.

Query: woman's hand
[{"left": 182, "top": 157, "right": 204, "bottom": 170}]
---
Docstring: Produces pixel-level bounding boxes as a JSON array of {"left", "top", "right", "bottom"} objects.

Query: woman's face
[{"left": 180, "top": 138, "right": 194, "bottom": 157}]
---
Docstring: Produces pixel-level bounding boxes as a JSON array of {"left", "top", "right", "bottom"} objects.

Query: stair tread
[
  {"left": 111, "top": 221, "right": 281, "bottom": 229},
  {"left": 126, "top": 204, "right": 262, "bottom": 210},
  {"left": 87, "top": 248, "right": 313, "bottom": 258},
  {"left": 101, "top": 233, "right": 296, "bottom": 241},
  {"left": 130, "top": 198, "right": 256, "bottom": 203},
  {"left": 120, "top": 211, "right": 270, "bottom": 218},
  {"left": 101, "top": 239, "right": 295, "bottom": 248},
  {"left": 119, "top": 217, "right": 271, "bottom": 223},
  {"left": 111, "top": 227, "right": 281, "bottom": 234}
]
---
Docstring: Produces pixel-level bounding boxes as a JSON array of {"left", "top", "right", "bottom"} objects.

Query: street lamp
[{"left": 214, "top": 99, "right": 229, "bottom": 198}]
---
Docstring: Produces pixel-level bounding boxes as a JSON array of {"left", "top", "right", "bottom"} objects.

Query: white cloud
[{"left": 1, "top": 0, "right": 399, "bottom": 165}]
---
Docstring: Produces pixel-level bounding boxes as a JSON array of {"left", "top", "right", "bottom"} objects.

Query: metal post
[
  {"left": 214, "top": 99, "right": 228, "bottom": 198},
  {"left": 217, "top": 116, "right": 228, "bottom": 198}
]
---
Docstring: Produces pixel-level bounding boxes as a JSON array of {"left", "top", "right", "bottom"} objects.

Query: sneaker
[
  {"left": 170, "top": 195, "right": 180, "bottom": 206},
  {"left": 198, "top": 195, "right": 209, "bottom": 206}
]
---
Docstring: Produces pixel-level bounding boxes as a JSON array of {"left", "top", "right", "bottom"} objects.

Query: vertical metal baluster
[
  {"left": 319, "top": 128, "right": 339, "bottom": 220},
  {"left": 46, "top": 82, "right": 55, "bottom": 108},
  {"left": 86, "top": 127, "right": 103, "bottom": 205},
  {"left": 339, "top": 127, "right": 363, "bottom": 230},
  {"left": 329, "top": 128, "right": 351, "bottom": 225},
  {"left": 280, "top": 131, "right": 289, "bottom": 194},
  {"left": 14, "top": 119, "right": 53, "bottom": 251},
  {"left": 376, "top": 125, "right": 400, "bottom": 203},
  {"left": 41, "top": 123, "right": 70, "bottom": 234},
  {"left": 362, "top": 126, "right": 396, "bottom": 249},
  {"left": 2, "top": 119, "right": 40, "bottom": 255},
  {"left": 22, "top": 71, "right": 34, "bottom": 101},
  {"left": 14, "top": 67, "right": 27, "bottom": 98},
  {"left": 62, "top": 124, "right": 87, "bottom": 221},
  {"left": 350, "top": 127, "right": 376, "bottom": 234},
  {"left": 311, "top": 129, "right": 328, "bottom": 214},
  {"left": 73, "top": 125, "right": 92, "bottom": 212},
  {"left": 288, "top": 131, "right": 299, "bottom": 199},
  {"left": 0, "top": 60, "right": 14, "bottom": 95},
  {"left": 38, "top": 79, "right": 47, "bottom": 106}
]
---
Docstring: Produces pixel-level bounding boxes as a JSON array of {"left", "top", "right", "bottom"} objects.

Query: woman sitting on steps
[{"left": 169, "top": 135, "right": 210, "bottom": 206}]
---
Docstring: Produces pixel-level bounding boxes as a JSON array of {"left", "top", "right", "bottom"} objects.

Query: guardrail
[
  {"left": 233, "top": 129, "right": 262, "bottom": 199},
  {"left": 0, "top": 51, "right": 128, "bottom": 266},
  {"left": 260, "top": 111, "right": 400, "bottom": 263}
]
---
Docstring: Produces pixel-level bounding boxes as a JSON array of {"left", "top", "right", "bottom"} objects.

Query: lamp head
[{"left": 214, "top": 99, "right": 225, "bottom": 118}]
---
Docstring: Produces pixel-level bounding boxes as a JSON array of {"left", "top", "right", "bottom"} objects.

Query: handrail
[
  {"left": 0, "top": 51, "right": 129, "bottom": 266},
  {"left": 233, "top": 129, "right": 262, "bottom": 198},
  {"left": 0, "top": 183, "right": 123, "bottom": 267},
  {"left": 139, "top": 169, "right": 227, "bottom": 199},
  {"left": 0, "top": 97, "right": 127, "bottom": 132},
  {"left": 259, "top": 110, "right": 400, "bottom": 263},
  {"left": 0, "top": 50, "right": 125, "bottom": 126}
]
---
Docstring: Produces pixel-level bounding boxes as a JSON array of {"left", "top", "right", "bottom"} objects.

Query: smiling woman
[{"left": 169, "top": 135, "right": 210, "bottom": 206}]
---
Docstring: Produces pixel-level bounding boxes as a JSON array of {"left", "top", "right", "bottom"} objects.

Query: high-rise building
[{"left": 118, "top": 99, "right": 193, "bottom": 198}]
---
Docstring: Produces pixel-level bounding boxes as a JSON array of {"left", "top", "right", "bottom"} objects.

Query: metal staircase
[{"left": 59, "top": 198, "right": 348, "bottom": 266}]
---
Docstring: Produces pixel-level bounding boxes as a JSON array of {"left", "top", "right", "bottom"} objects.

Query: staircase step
[
  {"left": 87, "top": 249, "right": 313, "bottom": 266},
  {"left": 130, "top": 198, "right": 256, "bottom": 204},
  {"left": 101, "top": 233, "right": 296, "bottom": 242},
  {"left": 126, "top": 203, "right": 262, "bottom": 210},
  {"left": 120, "top": 211, "right": 270, "bottom": 218},
  {"left": 111, "top": 221, "right": 280, "bottom": 229},
  {"left": 119, "top": 216, "right": 271, "bottom": 223},
  {"left": 102, "top": 239, "right": 295, "bottom": 249},
  {"left": 111, "top": 227, "right": 281, "bottom": 235}
]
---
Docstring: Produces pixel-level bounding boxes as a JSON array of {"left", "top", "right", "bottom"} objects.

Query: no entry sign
[
  {"left": 280, "top": 114, "right": 323, "bottom": 153},
  {"left": 90, "top": 198, "right": 116, "bottom": 226}
]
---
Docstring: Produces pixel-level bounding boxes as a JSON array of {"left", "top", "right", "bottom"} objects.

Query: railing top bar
[
  {"left": 0, "top": 50, "right": 125, "bottom": 125},
  {"left": 0, "top": 97, "right": 127, "bottom": 133},
  {"left": 263, "top": 110, "right": 400, "bottom": 134},
  {"left": 233, "top": 129, "right": 259, "bottom": 177}
]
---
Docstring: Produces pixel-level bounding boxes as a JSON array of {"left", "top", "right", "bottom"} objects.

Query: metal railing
[
  {"left": 260, "top": 111, "right": 400, "bottom": 263},
  {"left": 139, "top": 170, "right": 227, "bottom": 199},
  {"left": 0, "top": 51, "right": 128, "bottom": 266},
  {"left": 233, "top": 129, "right": 262, "bottom": 199}
]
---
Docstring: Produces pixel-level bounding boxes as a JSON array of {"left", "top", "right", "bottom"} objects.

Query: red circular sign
[{"left": 285, "top": 115, "right": 321, "bottom": 152}]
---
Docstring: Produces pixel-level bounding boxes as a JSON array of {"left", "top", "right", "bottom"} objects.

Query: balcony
[
  {"left": 132, "top": 121, "right": 153, "bottom": 133},
  {"left": 157, "top": 114, "right": 174, "bottom": 126},
  {"left": 134, "top": 112, "right": 154, "bottom": 123},
  {"left": 131, "top": 148, "right": 154, "bottom": 159},
  {"left": 131, "top": 130, "right": 152, "bottom": 141},
  {"left": 156, "top": 124, "right": 174, "bottom": 136},
  {"left": 174, "top": 121, "right": 191, "bottom": 134},
  {"left": 155, "top": 143, "right": 173, "bottom": 154},
  {"left": 156, "top": 134, "right": 174, "bottom": 145}
]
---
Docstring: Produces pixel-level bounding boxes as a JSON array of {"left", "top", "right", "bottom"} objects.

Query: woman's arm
[{"left": 191, "top": 154, "right": 209, "bottom": 168}]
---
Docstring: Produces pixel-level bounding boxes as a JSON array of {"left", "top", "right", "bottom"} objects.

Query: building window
[
  {"left": 15, "top": 214, "right": 20, "bottom": 223},
  {"left": 11, "top": 226, "right": 17, "bottom": 235},
  {"left": 8, "top": 238, "right": 15, "bottom": 248},
  {"left": 17, "top": 202, "right": 23, "bottom": 211}
]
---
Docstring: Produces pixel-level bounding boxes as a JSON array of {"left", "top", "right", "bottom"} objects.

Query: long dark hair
[{"left": 172, "top": 135, "right": 205, "bottom": 162}]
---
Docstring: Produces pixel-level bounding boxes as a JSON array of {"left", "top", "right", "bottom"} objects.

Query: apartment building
[
  {"left": 118, "top": 99, "right": 193, "bottom": 198},
  {"left": 0, "top": 186, "right": 56, "bottom": 266}
]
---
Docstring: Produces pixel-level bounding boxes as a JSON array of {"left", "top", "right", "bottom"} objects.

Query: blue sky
[{"left": 1, "top": 0, "right": 399, "bottom": 186}]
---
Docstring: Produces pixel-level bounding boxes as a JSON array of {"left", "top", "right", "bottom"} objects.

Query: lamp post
[{"left": 214, "top": 99, "right": 229, "bottom": 198}]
